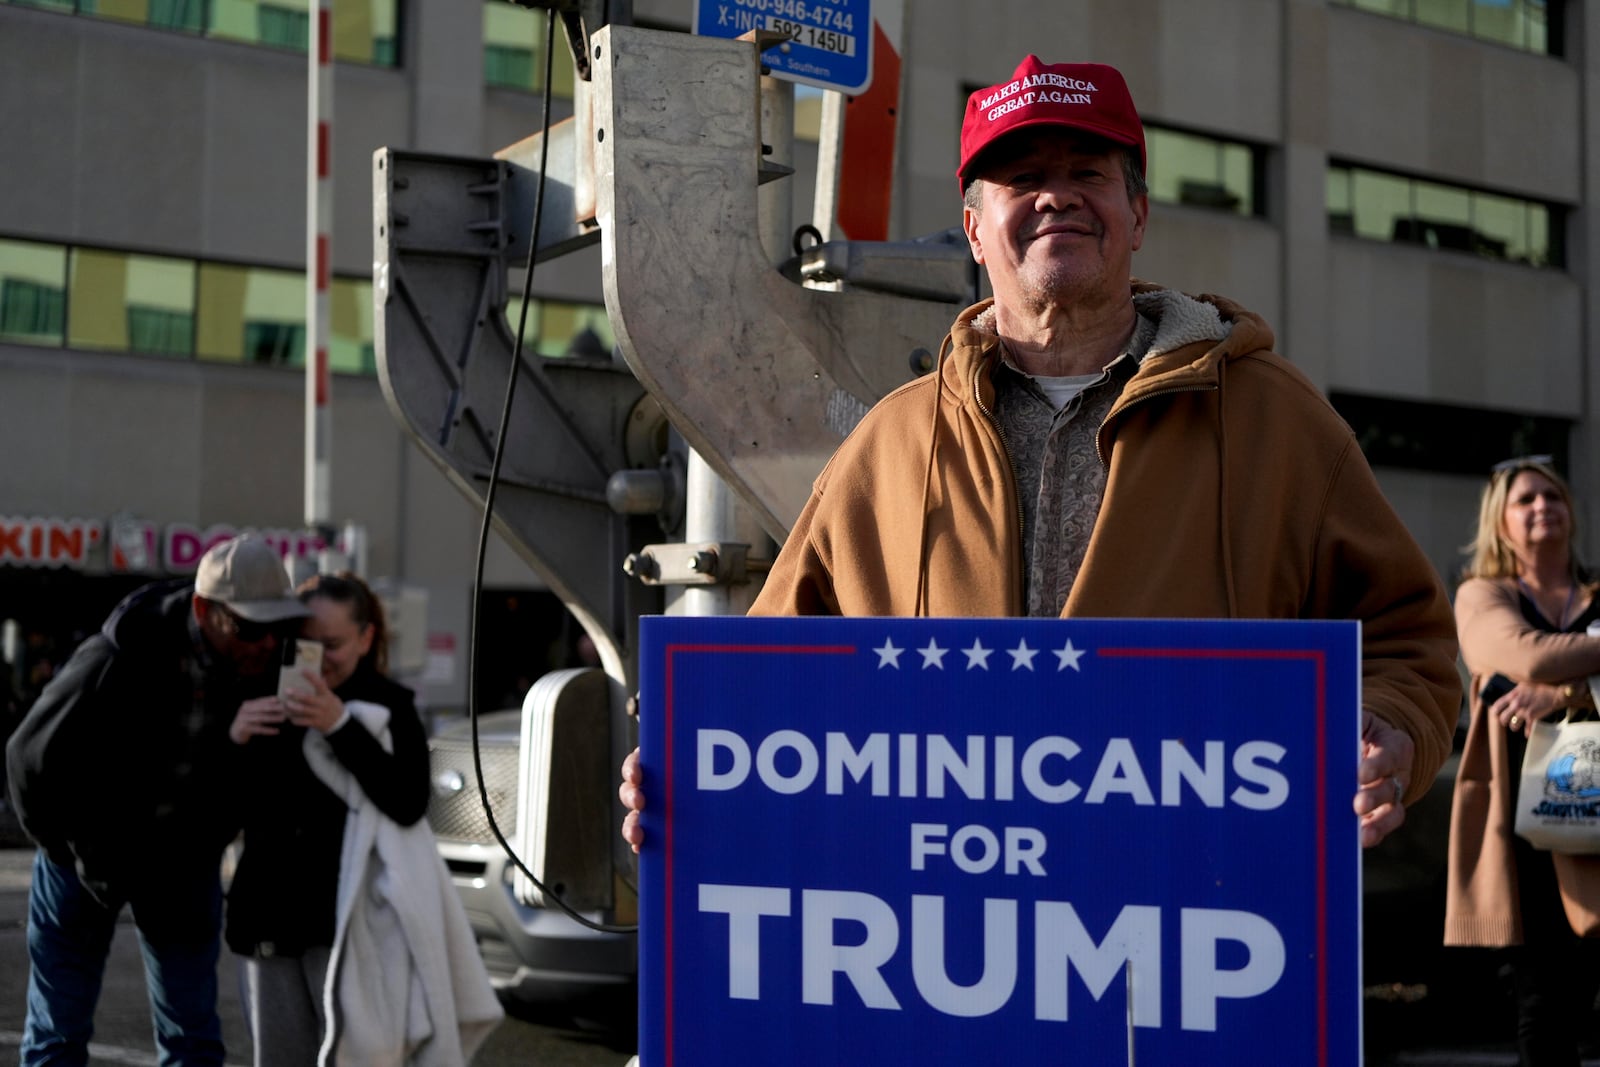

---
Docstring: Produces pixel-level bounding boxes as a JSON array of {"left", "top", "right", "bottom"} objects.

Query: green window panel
[
  {"left": 68, "top": 248, "right": 195, "bottom": 356},
  {"left": 1327, "top": 162, "right": 1562, "bottom": 268},
  {"left": 484, "top": 0, "right": 575, "bottom": 96},
  {"left": 0, "top": 235, "right": 390, "bottom": 372},
  {"left": 149, "top": 0, "right": 201, "bottom": 30},
  {"left": 197, "top": 261, "right": 302, "bottom": 364},
  {"left": 1146, "top": 126, "right": 1261, "bottom": 217},
  {"left": 0, "top": 280, "right": 66, "bottom": 342},
  {"left": 0, "top": 239, "right": 68, "bottom": 345},
  {"left": 505, "top": 296, "right": 614, "bottom": 359},
  {"left": 9, "top": 0, "right": 406, "bottom": 66},
  {"left": 127, "top": 305, "right": 195, "bottom": 356},
  {"left": 1331, "top": 0, "right": 1557, "bottom": 56},
  {"left": 485, "top": 43, "right": 534, "bottom": 89},
  {"left": 330, "top": 276, "right": 375, "bottom": 374},
  {"left": 257, "top": 2, "right": 308, "bottom": 49},
  {"left": 242, "top": 320, "right": 305, "bottom": 364}
]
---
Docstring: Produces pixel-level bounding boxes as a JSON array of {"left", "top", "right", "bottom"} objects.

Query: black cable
[{"left": 468, "top": 9, "right": 636, "bottom": 936}]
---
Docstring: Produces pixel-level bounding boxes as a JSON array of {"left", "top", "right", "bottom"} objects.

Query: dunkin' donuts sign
[{"left": 0, "top": 515, "right": 332, "bottom": 574}]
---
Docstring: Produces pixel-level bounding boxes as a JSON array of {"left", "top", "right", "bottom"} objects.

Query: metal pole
[
  {"left": 1125, "top": 959, "right": 1136, "bottom": 1066},
  {"left": 678, "top": 68, "right": 792, "bottom": 618},
  {"left": 304, "top": 0, "right": 333, "bottom": 530},
  {"left": 812, "top": 93, "right": 845, "bottom": 242}
]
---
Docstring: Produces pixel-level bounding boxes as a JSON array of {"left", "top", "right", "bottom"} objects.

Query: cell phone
[
  {"left": 1479, "top": 672, "right": 1517, "bottom": 705},
  {"left": 277, "top": 639, "right": 324, "bottom": 700}
]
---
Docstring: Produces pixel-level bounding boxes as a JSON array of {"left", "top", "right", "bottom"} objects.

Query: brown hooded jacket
[{"left": 753, "top": 285, "right": 1461, "bottom": 800}]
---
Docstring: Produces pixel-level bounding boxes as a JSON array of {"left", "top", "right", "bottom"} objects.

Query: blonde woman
[{"left": 1446, "top": 457, "right": 1600, "bottom": 1065}]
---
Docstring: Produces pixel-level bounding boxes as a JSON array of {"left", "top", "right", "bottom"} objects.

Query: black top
[
  {"left": 5, "top": 579, "right": 260, "bottom": 941},
  {"left": 225, "top": 662, "right": 429, "bottom": 956},
  {"left": 1508, "top": 587, "right": 1600, "bottom": 943}
]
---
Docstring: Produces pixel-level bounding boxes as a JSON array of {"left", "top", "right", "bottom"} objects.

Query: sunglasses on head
[
  {"left": 212, "top": 604, "right": 280, "bottom": 644},
  {"left": 1492, "top": 454, "right": 1554, "bottom": 475}
]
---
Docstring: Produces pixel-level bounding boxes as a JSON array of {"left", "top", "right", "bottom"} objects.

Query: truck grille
[{"left": 427, "top": 736, "right": 520, "bottom": 843}]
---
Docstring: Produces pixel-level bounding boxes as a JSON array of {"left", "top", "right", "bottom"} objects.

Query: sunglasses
[
  {"left": 212, "top": 604, "right": 281, "bottom": 644},
  {"left": 1492, "top": 454, "right": 1554, "bottom": 475}
]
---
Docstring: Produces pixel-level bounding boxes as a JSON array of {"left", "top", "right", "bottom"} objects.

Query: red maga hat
[{"left": 958, "top": 57, "right": 1145, "bottom": 185}]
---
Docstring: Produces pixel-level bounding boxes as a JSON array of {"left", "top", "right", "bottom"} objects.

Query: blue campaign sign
[
  {"left": 693, "top": 0, "right": 873, "bottom": 94},
  {"left": 637, "top": 615, "right": 1363, "bottom": 1066}
]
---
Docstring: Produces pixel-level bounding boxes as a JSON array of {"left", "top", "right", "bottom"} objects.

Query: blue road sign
[
  {"left": 693, "top": 0, "right": 874, "bottom": 94},
  {"left": 637, "top": 615, "right": 1363, "bottom": 1066}
]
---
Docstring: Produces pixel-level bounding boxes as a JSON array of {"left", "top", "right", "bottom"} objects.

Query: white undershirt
[{"left": 1031, "top": 372, "right": 1104, "bottom": 412}]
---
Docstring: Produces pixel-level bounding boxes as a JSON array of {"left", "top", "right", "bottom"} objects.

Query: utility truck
[{"left": 372, "top": 2, "right": 973, "bottom": 1004}]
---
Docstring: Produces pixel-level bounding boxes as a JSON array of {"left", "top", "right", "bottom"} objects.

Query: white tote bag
[{"left": 1514, "top": 716, "right": 1600, "bottom": 854}]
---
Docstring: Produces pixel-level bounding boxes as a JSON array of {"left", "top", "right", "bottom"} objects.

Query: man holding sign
[{"left": 622, "top": 55, "right": 1458, "bottom": 850}]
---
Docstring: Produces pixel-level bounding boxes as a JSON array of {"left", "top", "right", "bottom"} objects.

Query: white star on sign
[
  {"left": 962, "top": 639, "right": 993, "bottom": 670},
  {"left": 1053, "top": 639, "right": 1085, "bottom": 672},
  {"left": 874, "top": 638, "right": 903, "bottom": 669},
  {"left": 1008, "top": 639, "right": 1038, "bottom": 671},
  {"left": 918, "top": 639, "right": 948, "bottom": 670}
]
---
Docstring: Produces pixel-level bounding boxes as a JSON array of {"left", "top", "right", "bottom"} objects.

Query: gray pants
[{"left": 239, "top": 947, "right": 333, "bottom": 1067}]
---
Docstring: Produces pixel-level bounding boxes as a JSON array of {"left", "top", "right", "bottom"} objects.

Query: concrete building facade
[{"left": 0, "top": 0, "right": 1584, "bottom": 712}]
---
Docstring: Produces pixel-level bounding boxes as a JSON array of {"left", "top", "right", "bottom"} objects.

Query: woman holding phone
[
  {"left": 1446, "top": 457, "right": 1600, "bottom": 1065},
  {"left": 225, "top": 572, "right": 431, "bottom": 1065}
]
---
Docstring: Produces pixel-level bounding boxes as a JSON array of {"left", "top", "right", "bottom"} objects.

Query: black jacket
[
  {"left": 225, "top": 663, "right": 429, "bottom": 957},
  {"left": 5, "top": 579, "right": 259, "bottom": 941}
]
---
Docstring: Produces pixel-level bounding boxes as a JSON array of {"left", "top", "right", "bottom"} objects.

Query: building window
[
  {"left": 68, "top": 248, "right": 196, "bottom": 358},
  {"left": 127, "top": 306, "right": 195, "bottom": 355},
  {"left": 255, "top": 2, "right": 309, "bottom": 49},
  {"left": 0, "top": 239, "right": 68, "bottom": 345},
  {"left": 150, "top": 0, "right": 204, "bottom": 32},
  {"left": 1327, "top": 162, "right": 1562, "bottom": 267},
  {"left": 1, "top": 235, "right": 384, "bottom": 375},
  {"left": 506, "top": 296, "right": 614, "bottom": 358},
  {"left": 484, "top": 42, "right": 533, "bottom": 88},
  {"left": 0, "top": 279, "right": 66, "bottom": 340},
  {"left": 242, "top": 320, "right": 305, "bottom": 364},
  {"left": 794, "top": 85, "right": 823, "bottom": 143},
  {"left": 212, "top": 0, "right": 396, "bottom": 63},
  {"left": 330, "top": 277, "right": 375, "bottom": 374},
  {"left": 1146, "top": 125, "right": 1263, "bottom": 217},
  {"left": 1331, "top": 0, "right": 1560, "bottom": 56},
  {"left": 1331, "top": 391, "right": 1570, "bottom": 475},
  {"left": 90, "top": 0, "right": 206, "bottom": 32},
  {"left": 484, "top": 0, "right": 575, "bottom": 96},
  {"left": 5, "top": 0, "right": 401, "bottom": 66},
  {"left": 78, "top": 0, "right": 198, "bottom": 31},
  {"left": 197, "top": 262, "right": 301, "bottom": 364}
]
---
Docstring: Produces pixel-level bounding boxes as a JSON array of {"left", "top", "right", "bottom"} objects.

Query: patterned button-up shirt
[{"left": 992, "top": 312, "right": 1158, "bottom": 617}]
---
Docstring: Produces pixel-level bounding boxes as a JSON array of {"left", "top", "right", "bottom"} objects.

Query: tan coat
[
  {"left": 753, "top": 288, "right": 1461, "bottom": 799},
  {"left": 1445, "top": 577, "right": 1600, "bottom": 943}
]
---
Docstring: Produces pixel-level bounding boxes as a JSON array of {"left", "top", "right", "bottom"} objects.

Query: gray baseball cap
[{"left": 194, "top": 534, "right": 311, "bottom": 623}]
